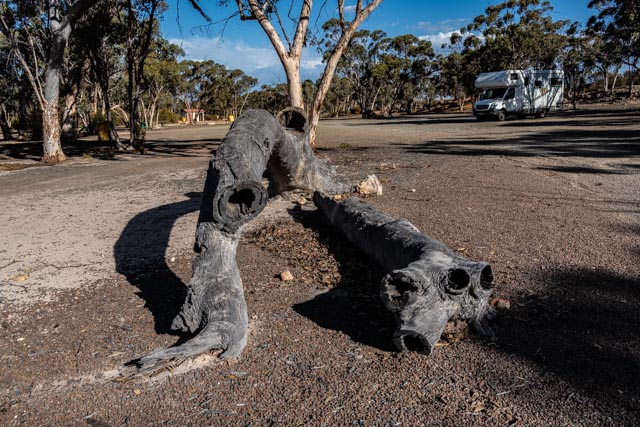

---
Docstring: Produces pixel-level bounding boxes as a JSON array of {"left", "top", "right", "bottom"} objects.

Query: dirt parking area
[{"left": 1, "top": 105, "right": 639, "bottom": 426}]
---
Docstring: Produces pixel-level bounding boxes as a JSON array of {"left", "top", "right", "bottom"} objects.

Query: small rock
[
  {"left": 169, "top": 256, "right": 176, "bottom": 263},
  {"left": 13, "top": 274, "right": 29, "bottom": 282},
  {"left": 280, "top": 270, "right": 294, "bottom": 282},
  {"left": 410, "top": 188, "right": 416, "bottom": 193},
  {"left": 471, "top": 401, "right": 486, "bottom": 413},
  {"left": 356, "top": 174, "right": 383, "bottom": 196},
  {"left": 490, "top": 298, "right": 511, "bottom": 310},
  {"left": 133, "top": 389, "right": 141, "bottom": 395}
]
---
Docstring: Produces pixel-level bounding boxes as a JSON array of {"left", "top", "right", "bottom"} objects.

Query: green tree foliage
[
  {"left": 245, "top": 83, "right": 289, "bottom": 114},
  {"left": 323, "top": 24, "right": 387, "bottom": 117},
  {"left": 463, "top": 0, "right": 569, "bottom": 71},
  {"left": 141, "top": 38, "right": 184, "bottom": 128},
  {"left": 176, "top": 59, "right": 258, "bottom": 120},
  {"left": 587, "top": 0, "right": 640, "bottom": 95}
]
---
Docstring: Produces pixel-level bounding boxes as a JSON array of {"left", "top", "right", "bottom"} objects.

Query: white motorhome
[{"left": 472, "top": 70, "right": 564, "bottom": 121}]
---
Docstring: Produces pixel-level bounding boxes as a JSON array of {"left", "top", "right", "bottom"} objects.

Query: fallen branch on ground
[{"left": 313, "top": 193, "right": 495, "bottom": 354}]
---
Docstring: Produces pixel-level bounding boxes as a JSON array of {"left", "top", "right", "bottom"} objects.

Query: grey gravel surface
[{"left": 1, "top": 105, "right": 639, "bottom": 426}]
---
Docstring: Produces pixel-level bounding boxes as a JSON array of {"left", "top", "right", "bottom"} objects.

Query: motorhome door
[{"left": 503, "top": 87, "right": 520, "bottom": 113}]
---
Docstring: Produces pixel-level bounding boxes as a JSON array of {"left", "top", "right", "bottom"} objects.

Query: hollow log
[
  {"left": 269, "top": 107, "right": 351, "bottom": 195},
  {"left": 313, "top": 192, "right": 495, "bottom": 355},
  {"left": 134, "top": 109, "right": 350, "bottom": 372}
]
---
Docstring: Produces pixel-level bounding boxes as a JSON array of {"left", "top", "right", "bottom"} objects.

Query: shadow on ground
[
  {"left": 114, "top": 192, "right": 201, "bottom": 335},
  {"left": 0, "top": 135, "right": 222, "bottom": 162},
  {"left": 496, "top": 266, "right": 640, "bottom": 416},
  {"left": 395, "top": 107, "right": 640, "bottom": 161},
  {"left": 290, "top": 210, "right": 397, "bottom": 352}
]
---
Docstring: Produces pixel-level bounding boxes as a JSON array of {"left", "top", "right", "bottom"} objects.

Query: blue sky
[{"left": 160, "top": 0, "right": 593, "bottom": 85}]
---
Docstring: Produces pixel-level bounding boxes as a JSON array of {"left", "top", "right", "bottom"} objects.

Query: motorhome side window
[
  {"left": 524, "top": 77, "right": 529, "bottom": 85},
  {"left": 551, "top": 78, "right": 562, "bottom": 87},
  {"left": 505, "top": 88, "right": 515, "bottom": 100},
  {"left": 510, "top": 73, "right": 518, "bottom": 80},
  {"left": 534, "top": 80, "right": 543, "bottom": 88}
]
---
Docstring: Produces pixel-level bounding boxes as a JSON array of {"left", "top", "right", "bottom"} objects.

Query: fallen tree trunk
[
  {"left": 313, "top": 193, "right": 495, "bottom": 355},
  {"left": 135, "top": 109, "right": 350, "bottom": 373}
]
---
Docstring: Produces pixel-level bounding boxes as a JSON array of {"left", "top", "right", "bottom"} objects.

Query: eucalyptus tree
[
  {"left": 245, "top": 83, "right": 289, "bottom": 113},
  {"left": 587, "top": 0, "right": 640, "bottom": 96},
  {"left": 120, "top": 0, "right": 165, "bottom": 149},
  {"left": 76, "top": 0, "right": 127, "bottom": 147},
  {"left": 228, "top": 69, "right": 258, "bottom": 117},
  {"left": 437, "top": 32, "right": 484, "bottom": 109},
  {"left": 192, "top": 0, "right": 384, "bottom": 147},
  {"left": 562, "top": 23, "right": 597, "bottom": 108},
  {"left": 325, "top": 26, "right": 387, "bottom": 116},
  {"left": 0, "top": 0, "right": 101, "bottom": 163},
  {"left": 141, "top": 38, "right": 184, "bottom": 129},
  {"left": 375, "top": 34, "right": 435, "bottom": 115},
  {"left": 0, "top": 32, "right": 21, "bottom": 140},
  {"left": 462, "top": 0, "right": 569, "bottom": 71},
  {"left": 322, "top": 76, "right": 353, "bottom": 117}
]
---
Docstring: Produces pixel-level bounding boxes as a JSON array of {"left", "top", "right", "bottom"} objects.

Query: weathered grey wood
[
  {"left": 269, "top": 107, "right": 351, "bottom": 195},
  {"left": 136, "top": 230, "right": 247, "bottom": 372},
  {"left": 313, "top": 192, "right": 495, "bottom": 355},
  {"left": 134, "top": 109, "right": 350, "bottom": 372},
  {"left": 203, "top": 109, "right": 282, "bottom": 233}
]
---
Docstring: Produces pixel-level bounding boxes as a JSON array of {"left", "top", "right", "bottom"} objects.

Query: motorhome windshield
[{"left": 480, "top": 88, "right": 507, "bottom": 100}]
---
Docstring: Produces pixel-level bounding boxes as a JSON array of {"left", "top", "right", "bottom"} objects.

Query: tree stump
[{"left": 313, "top": 193, "right": 495, "bottom": 354}]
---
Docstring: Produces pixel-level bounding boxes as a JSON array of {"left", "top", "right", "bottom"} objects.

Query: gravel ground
[{"left": 1, "top": 105, "right": 639, "bottom": 426}]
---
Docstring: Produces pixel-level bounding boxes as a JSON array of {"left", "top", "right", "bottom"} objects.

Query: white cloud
[
  {"left": 418, "top": 31, "right": 459, "bottom": 51},
  {"left": 415, "top": 18, "right": 469, "bottom": 33},
  {"left": 344, "top": 5, "right": 357, "bottom": 13},
  {"left": 169, "top": 36, "right": 326, "bottom": 85}
]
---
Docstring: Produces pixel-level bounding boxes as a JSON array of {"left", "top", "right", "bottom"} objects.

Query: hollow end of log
[
  {"left": 214, "top": 181, "right": 268, "bottom": 230},
  {"left": 479, "top": 265, "right": 494, "bottom": 290},
  {"left": 276, "top": 106, "right": 308, "bottom": 133},
  {"left": 446, "top": 268, "right": 471, "bottom": 294},
  {"left": 394, "top": 332, "right": 433, "bottom": 355}
]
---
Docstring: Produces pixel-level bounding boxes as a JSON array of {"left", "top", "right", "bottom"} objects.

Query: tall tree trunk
[
  {"left": 40, "top": 0, "right": 101, "bottom": 163},
  {"left": 17, "top": 89, "right": 28, "bottom": 141},
  {"left": 308, "top": 0, "right": 384, "bottom": 148},
  {"left": 42, "top": 10, "right": 69, "bottom": 164},
  {"left": 284, "top": 59, "right": 304, "bottom": 108},
  {"left": 0, "top": 106, "right": 12, "bottom": 140},
  {"left": 61, "top": 76, "right": 81, "bottom": 142}
]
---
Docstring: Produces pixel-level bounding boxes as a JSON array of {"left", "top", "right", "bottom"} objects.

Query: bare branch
[
  {"left": 273, "top": 4, "right": 293, "bottom": 50},
  {"left": 246, "top": 0, "right": 290, "bottom": 60},
  {"left": 0, "top": 15, "right": 45, "bottom": 110},
  {"left": 291, "top": 0, "right": 313, "bottom": 57},
  {"left": 234, "top": 0, "right": 255, "bottom": 20}
]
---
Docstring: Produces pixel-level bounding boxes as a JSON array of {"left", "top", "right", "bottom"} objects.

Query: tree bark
[
  {"left": 42, "top": 4, "right": 69, "bottom": 163},
  {"left": 313, "top": 193, "right": 496, "bottom": 354}
]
